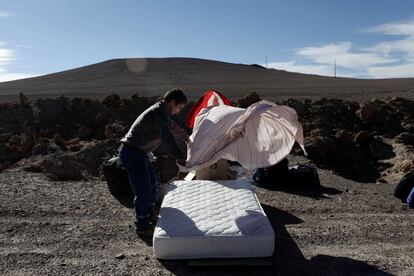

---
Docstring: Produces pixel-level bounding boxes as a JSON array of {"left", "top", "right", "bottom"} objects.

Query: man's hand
[{"left": 184, "top": 135, "right": 191, "bottom": 145}]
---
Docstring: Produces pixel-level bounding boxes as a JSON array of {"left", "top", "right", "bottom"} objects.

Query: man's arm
[
  {"left": 170, "top": 120, "right": 190, "bottom": 143},
  {"left": 160, "top": 123, "right": 186, "bottom": 160}
]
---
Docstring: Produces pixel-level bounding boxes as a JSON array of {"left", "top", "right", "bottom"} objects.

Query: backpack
[
  {"left": 394, "top": 172, "right": 414, "bottom": 201},
  {"left": 102, "top": 155, "right": 133, "bottom": 196}
]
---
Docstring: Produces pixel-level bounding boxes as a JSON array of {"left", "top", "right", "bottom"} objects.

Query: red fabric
[{"left": 186, "top": 90, "right": 232, "bottom": 128}]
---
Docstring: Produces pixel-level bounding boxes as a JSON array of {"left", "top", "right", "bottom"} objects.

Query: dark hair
[{"left": 163, "top": 88, "right": 187, "bottom": 104}]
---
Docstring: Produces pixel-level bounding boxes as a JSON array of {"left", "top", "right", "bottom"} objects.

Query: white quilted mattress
[{"left": 153, "top": 180, "right": 275, "bottom": 259}]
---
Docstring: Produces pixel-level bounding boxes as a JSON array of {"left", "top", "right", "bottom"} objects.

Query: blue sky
[{"left": 1, "top": 0, "right": 414, "bottom": 81}]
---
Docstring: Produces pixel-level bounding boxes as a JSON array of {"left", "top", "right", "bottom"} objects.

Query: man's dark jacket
[{"left": 120, "top": 101, "right": 186, "bottom": 160}]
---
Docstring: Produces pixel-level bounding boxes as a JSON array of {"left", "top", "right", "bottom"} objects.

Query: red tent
[{"left": 186, "top": 90, "right": 232, "bottom": 128}]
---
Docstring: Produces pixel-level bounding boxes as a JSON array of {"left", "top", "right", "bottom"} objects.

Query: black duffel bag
[
  {"left": 102, "top": 155, "right": 133, "bottom": 196},
  {"left": 288, "top": 164, "right": 320, "bottom": 187},
  {"left": 253, "top": 158, "right": 289, "bottom": 187},
  {"left": 253, "top": 159, "right": 320, "bottom": 188}
]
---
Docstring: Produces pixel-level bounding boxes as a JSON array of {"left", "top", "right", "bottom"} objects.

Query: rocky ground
[
  {"left": 0, "top": 93, "right": 413, "bottom": 275},
  {"left": 0, "top": 155, "right": 413, "bottom": 275},
  {"left": 1, "top": 92, "right": 413, "bottom": 183}
]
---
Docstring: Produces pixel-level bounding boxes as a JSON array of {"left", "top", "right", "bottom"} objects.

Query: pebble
[
  {"left": 114, "top": 253, "right": 125, "bottom": 260},
  {"left": 346, "top": 189, "right": 356, "bottom": 194}
]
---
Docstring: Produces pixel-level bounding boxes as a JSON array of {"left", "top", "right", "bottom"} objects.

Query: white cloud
[
  {"left": 366, "top": 37, "right": 414, "bottom": 61},
  {"left": 16, "top": 44, "right": 33, "bottom": 49},
  {"left": 267, "top": 19, "right": 414, "bottom": 78},
  {"left": 365, "top": 20, "right": 414, "bottom": 36},
  {"left": 364, "top": 20, "right": 414, "bottom": 62},
  {"left": 0, "top": 41, "right": 35, "bottom": 82},
  {"left": 0, "top": 10, "right": 13, "bottom": 17},
  {"left": 0, "top": 46, "right": 14, "bottom": 65},
  {"left": 0, "top": 72, "right": 35, "bottom": 82},
  {"left": 296, "top": 42, "right": 397, "bottom": 69},
  {"left": 0, "top": 9, "right": 36, "bottom": 82}
]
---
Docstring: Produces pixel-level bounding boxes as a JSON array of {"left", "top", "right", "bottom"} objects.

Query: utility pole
[
  {"left": 334, "top": 58, "right": 337, "bottom": 78},
  {"left": 265, "top": 54, "right": 268, "bottom": 68}
]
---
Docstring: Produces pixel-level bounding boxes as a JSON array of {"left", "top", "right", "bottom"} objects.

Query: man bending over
[{"left": 119, "top": 88, "right": 187, "bottom": 236}]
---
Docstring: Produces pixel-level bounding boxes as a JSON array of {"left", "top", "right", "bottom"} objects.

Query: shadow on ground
[
  {"left": 159, "top": 205, "right": 391, "bottom": 276},
  {"left": 253, "top": 179, "right": 342, "bottom": 199}
]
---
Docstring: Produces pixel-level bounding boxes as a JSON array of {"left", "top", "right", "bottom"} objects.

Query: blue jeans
[{"left": 119, "top": 145, "right": 157, "bottom": 229}]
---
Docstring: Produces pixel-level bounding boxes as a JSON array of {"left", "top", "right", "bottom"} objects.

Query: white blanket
[{"left": 180, "top": 100, "right": 306, "bottom": 172}]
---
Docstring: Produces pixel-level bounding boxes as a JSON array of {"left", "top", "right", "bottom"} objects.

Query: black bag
[
  {"left": 103, "top": 155, "right": 133, "bottom": 196},
  {"left": 288, "top": 165, "right": 320, "bottom": 187},
  {"left": 253, "top": 158, "right": 289, "bottom": 186},
  {"left": 253, "top": 160, "right": 320, "bottom": 188},
  {"left": 394, "top": 172, "right": 414, "bottom": 201}
]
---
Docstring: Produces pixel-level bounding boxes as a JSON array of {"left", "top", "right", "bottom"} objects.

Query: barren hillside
[{"left": 0, "top": 58, "right": 413, "bottom": 103}]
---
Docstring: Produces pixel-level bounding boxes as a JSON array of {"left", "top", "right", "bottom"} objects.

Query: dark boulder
[
  {"left": 237, "top": 92, "right": 261, "bottom": 108},
  {"left": 77, "top": 126, "right": 94, "bottom": 140},
  {"left": 354, "top": 130, "right": 371, "bottom": 145},
  {"left": 5, "top": 144, "right": 22, "bottom": 163},
  {"left": 104, "top": 122, "right": 125, "bottom": 139},
  {"left": 356, "top": 102, "right": 377, "bottom": 122},
  {"left": 370, "top": 137, "right": 395, "bottom": 160},
  {"left": 53, "top": 134, "right": 67, "bottom": 151},
  {"left": 395, "top": 132, "right": 414, "bottom": 146},
  {"left": 0, "top": 132, "right": 12, "bottom": 143},
  {"left": 102, "top": 94, "right": 121, "bottom": 108},
  {"left": 335, "top": 129, "right": 353, "bottom": 144},
  {"left": 304, "top": 136, "right": 336, "bottom": 164},
  {"left": 41, "top": 155, "right": 85, "bottom": 181}
]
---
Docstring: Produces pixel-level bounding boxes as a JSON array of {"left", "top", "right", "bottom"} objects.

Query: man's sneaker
[
  {"left": 136, "top": 227, "right": 154, "bottom": 238},
  {"left": 134, "top": 222, "right": 154, "bottom": 238}
]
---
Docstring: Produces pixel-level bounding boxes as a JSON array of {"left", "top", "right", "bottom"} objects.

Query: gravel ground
[{"left": 0, "top": 156, "right": 413, "bottom": 275}]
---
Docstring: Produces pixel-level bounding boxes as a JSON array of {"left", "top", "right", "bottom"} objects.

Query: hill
[{"left": 0, "top": 57, "right": 413, "bottom": 102}]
